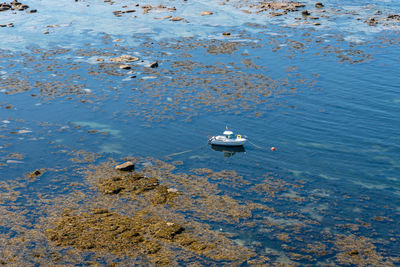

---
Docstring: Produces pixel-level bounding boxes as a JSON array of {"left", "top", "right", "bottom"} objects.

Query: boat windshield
[{"left": 226, "top": 134, "right": 236, "bottom": 139}]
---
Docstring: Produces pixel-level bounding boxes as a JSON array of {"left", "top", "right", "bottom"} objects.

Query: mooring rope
[
  {"left": 247, "top": 139, "right": 265, "bottom": 150},
  {"left": 165, "top": 144, "right": 207, "bottom": 158}
]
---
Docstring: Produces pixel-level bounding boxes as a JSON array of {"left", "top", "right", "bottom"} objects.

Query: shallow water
[{"left": 1, "top": 0, "right": 400, "bottom": 265}]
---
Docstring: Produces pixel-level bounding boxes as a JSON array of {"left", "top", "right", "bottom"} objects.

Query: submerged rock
[
  {"left": 151, "top": 185, "right": 177, "bottom": 204},
  {"left": 110, "top": 55, "right": 139, "bottom": 63},
  {"left": 387, "top": 14, "right": 400, "bottom": 21},
  {"left": 253, "top": 1, "right": 306, "bottom": 14},
  {"left": 200, "top": 11, "right": 213, "bottom": 16},
  {"left": 46, "top": 210, "right": 153, "bottom": 252},
  {"left": 119, "top": 64, "right": 131, "bottom": 70},
  {"left": 170, "top": 16, "right": 184, "bottom": 21},
  {"left": 149, "top": 61, "right": 158, "bottom": 68},
  {"left": 365, "top": 17, "right": 378, "bottom": 25},
  {"left": 27, "top": 169, "right": 45, "bottom": 179},
  {"left": 98, "top": 171, "right": 160, "bottom": 195},
  {"left": 152, "top": 221, "right": 184, "bottom": 240}
]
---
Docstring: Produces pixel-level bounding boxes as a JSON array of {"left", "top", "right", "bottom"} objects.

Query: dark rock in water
[
  {"left": 115, "top": 161, "right": 135, "bottom": 171},
  {"left": 32, "top": 170, "right": 41, "bottom": 176},
  {"left": 27, "top": 169, "right": 45, "bottom": 179},
  {"left": 150, "top": 185, "right": 176, "bottom": 204},
  {"left": 122, "top": 9, "right": 136, "bottom": 13},
  {"left": 26, "top": 9, "right": 37, "bottom": 13},
  {"left": 0, "top": 3, "right": 12, "bottom": 9},
  {"left": 365, "top": 17, "right": 378, "bottom": 25},
  {"left": 388, "top": 14, "right": 400, "bottom": 21},
  {"left": 200, "top": 11, "right": 213, "bottom": 16},
  {"left": 315, "top": 2, "right": 324, "bottom": 8},
  {"left": 348, "top": 249, "right": 359, "bottom": 256},
  {"left": 152, "top": 221, "right": 184, "bottom": 240},
  {"left": 98, "top": 172, "right": 159, "bottom": 195},
  {"left": 222, "top": 32, "right": 231, "bottom": 36},
  {"left": 170, "top": 16, "right": 184, "bottom": 21},
  {"left": 17, "top": 4, "right": 28, "bottom": 10},
  {"left": 92, "top": 208, "right": 109, "bottom": 214},
  {"left": 102, "top": 182, "right": 124, "bottom": 194},
  {"left": 270, "top": 12, "right": 286, "bottom": 17},
  {"left": 134, "top": 176, "right": 159, "bottom": 192},
  {"left": 119, "top": 64, "right": 131, "bottom": 70},
  {"left": 113, "top": 10, "right": 122, "bottom": 16},
  {"left": 302, "top": 10, "right": 310, "bottom": 16},
  {"left": 0, "top": 24, "right": 6, "bottom": 27},
  {"left": 149, "top": 61, "right": 158, "bottom": 68},
  {"left": 0, "top": 4, "right": 11, "bottom": 11},
  {"left": 8, "top": 23, "right": 14, "bottom": 27}
]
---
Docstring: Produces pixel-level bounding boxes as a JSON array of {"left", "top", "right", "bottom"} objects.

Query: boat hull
[
  {"left": 211, "top": 145, "right": 246, "bottom": 152},
  {"left": 209, "top": 136, "right": 246, "bottom": 146}
]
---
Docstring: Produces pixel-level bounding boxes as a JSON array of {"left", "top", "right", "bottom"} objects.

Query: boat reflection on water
[{"left": 210, "top": 145, "right": 246, "bottom": 157}]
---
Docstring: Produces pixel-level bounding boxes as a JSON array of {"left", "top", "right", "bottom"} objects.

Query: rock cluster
[
  {"left": 387, "top": 14, "right": 400, "bottom": 21},
  {"left": 0, "top": 0, "right": 36, "bottom": 26},
  {"left": 110, "top": 55, "right": 139, "bottom": 63},
  {"left": 0, "top": 0, "right": 30, "bottom": 12},
  {"left": 149, "top": 61, "right": 158, "bottom": 68},
  {"left": 97, "top": 171, "right": 176, "bottom": 204},
  {"left": 254, "top": 1, "right": 306, "bottom": 15},
  {"left": 365, "top": 17, "right": 379, "bottom": 25}
]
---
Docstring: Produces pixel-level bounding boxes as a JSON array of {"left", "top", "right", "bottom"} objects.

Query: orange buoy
[{"left": 270, "top": 147, "right": 276, "bottom": 151}]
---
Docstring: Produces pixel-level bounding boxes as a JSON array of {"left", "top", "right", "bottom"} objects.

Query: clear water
[{"left": 1, "top": 0, "right": 399, "bottom": 264}]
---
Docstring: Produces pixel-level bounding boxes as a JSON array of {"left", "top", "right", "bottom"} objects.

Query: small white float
[{"left": 208, "top": 127, "right": 247, "bottom": 147}]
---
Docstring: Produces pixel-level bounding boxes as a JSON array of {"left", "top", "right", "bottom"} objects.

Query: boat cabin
[{"left": 223, "top": 130, "right": 236, "bottom": 139}]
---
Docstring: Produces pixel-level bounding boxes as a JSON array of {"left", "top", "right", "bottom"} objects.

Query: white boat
[{"left": 208, "top": 128, "right": 247, "bottom": 147}]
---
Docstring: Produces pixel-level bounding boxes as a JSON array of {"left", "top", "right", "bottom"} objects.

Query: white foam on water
[
  {"left": 6, "top": 160, "right": 24, "bottom": 164},
  {"left": 141, "top": 76, "right": 157, "bottom": 80},
  {"left": 17, "top": 130, "right": 32, "bottom": 134},
  {"left": 352, "top": 180, "right": 390, "bottom": 190},
  {"left": 319, "top": 174, "right": 340, "bottom": 181}
]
